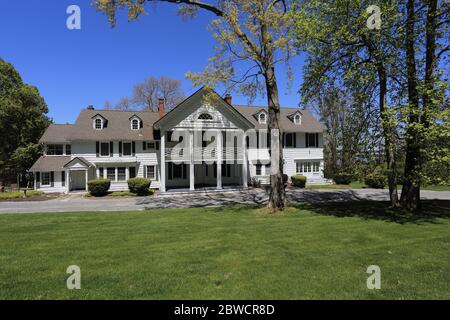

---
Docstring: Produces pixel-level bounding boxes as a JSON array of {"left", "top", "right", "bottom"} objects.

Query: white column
[
  {"left": 242, "top": 132, "right": 248, "bottom": 188},
  {"left": 85, "top": 169, "right": 88, "bottom": 191},
  {"left": 126, "top": 167, "right": 130, "bottom": 181},
  {"left": 216, "top": 130, "right": 222, "bottom": 189},
  {"left": 103, "top": 168, "right": 107, "bottom": 179},
  {"left": 160, "top": 132, "right": 166, "bottom": 192},
  {"left": 96, "top": 167, "right": 100, "bottom": 179},
  {"left": 115, "top": 167, "right": 118, "bottom": 182},
  {"left": 189, "top": 130, "right": 195, "bottom": 191},
  {"left": 66, "top": 170, "right": 70, "bottom": 193}
]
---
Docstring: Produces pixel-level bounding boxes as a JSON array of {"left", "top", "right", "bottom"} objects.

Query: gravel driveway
[{"left": 1, "top": 188, "right": 449, "bottom": 214}]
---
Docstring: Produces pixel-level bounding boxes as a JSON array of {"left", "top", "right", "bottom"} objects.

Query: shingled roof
[
  {"left": 39, "top": 124, "right": 74, "bottom": 143},
  {"left": 69, "top": 109, "right": 160, "bottom": 141},
  {"left": 234, "top": 106, "right": 324, "bottom": 132},
  {"left": 29, "top": 156, "right": 71, "bottom": 172}
]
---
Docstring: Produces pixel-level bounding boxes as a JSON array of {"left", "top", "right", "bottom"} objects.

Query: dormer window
[
  {"left": 259, "top": 113, "right": 267, "bottom": 124},
  {"left": 129, "top": 115, "right": 142, "bottom": 130},
  {"left": 131, "top": 119, "right": 139, "bottom": 130},
  {"left": 198, "top": 113, "right": 213, "bottom": 120},
  {"left": 294, "top": 114, "right": 301, "bottom": 125},
  {"left": 94, "top": 118, "right": 103, "bottom": 130}
]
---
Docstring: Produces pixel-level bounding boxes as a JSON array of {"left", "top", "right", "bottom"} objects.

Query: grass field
[{"left": 0, "top": 201, "right": 449, "bottom": 299}]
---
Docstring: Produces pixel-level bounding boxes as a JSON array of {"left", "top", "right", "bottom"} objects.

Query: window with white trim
[
  {"left": 296, "top": 161, "right": 320, "bottom": 174},
  {"left": 117, "top": 167, "right": 126, "bottom": 181},
  {"left": 47, "top": 144, "right": 64, "bottom": 155},
  {"left": 94, "top": 118, "right": 103, "bottom": 130},
  {"left": 107, "top": 168, "right": 115, "bottom": 180},
  {"left": 131, "top": 119, "right": 139, "bottom": 130},
  {"left": 294, "top": 114, "right": 301, "bottom": 125},
  {"left": 259, "top": 112, "right": 267, "bottom": 124},
  {"left": 41, "top": 172, "right": 51, "bottom": 186},
  {"left": 146, "top": 165, "right": 157, "bottom": 180},
  {"left": 198, "top": 113, "right": 213, "bottom": 120}
]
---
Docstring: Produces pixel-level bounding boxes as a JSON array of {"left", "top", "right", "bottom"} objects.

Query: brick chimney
[
  {"left": 158, "top": 98, "right": 165, "bottom": 118},
  {"left": 224, "top": 94, "right": 232, "bottom": 105}
]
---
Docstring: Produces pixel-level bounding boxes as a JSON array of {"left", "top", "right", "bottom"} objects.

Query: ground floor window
[
  {"left": 146, "top": 165, "right": 157, "bottom": 180},
  {"left": 221, "top": 164, "right": 231, "bottom": 178},
  {"left": 255, "top": 164, "right": 262, "bottom": 176},
  {"left": 41, "top": 172, "right": 51, "bottom": 186},
  {"left": 117, "top": 167, "right": 126, "bottom": 181},
  {"left": 296, "top": 161, "right": 320, "bottom": 174},
  {"left": 168, "top": 163, "right": 187, "bottom": 180},
  {"left": 107, "top": 168, "right": 115, "bottom": 180}
]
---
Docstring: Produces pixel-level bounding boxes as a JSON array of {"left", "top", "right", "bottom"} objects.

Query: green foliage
[
  {"left": 333, "top": 171, "right": 353, "bottom": 185},
  {"left": 364, "top": 167, "right": 387, "bottom": 189},
  {"left": 0, "top": 58, "right": 50, "bottom": 183},
  {"left": 88, "top": 179, "right": 111, "bottom": 196},
  {"left": 291, "top": 175, "right": 307, "bottom": 188},
  {"left": 127, "top": 177, "right": 151, "bottom": 195},
  {"left": 0, "top": 190, "right": 43, "bottom": 200}
]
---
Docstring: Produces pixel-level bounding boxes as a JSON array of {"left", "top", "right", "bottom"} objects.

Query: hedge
[
  {"left": 87, "top": 179, "right": 111, "bottom": 196},
  {"left": 291, "top": 175, "right": 307, "bottom": 188},
  {"left": 364, "top": 168, "right": 387, "bottom": 189},
  {"left": 127, "top": 177, "right": 151, "bottom": 195},
  {"left": 333, "top": 172, "right": 353, "bottom": 185}
]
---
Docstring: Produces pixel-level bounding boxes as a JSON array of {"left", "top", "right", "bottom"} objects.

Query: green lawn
[{"left": 0, "top": 201, "right": 449, "bottom": 299}]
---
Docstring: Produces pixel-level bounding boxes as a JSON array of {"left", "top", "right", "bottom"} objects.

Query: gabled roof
[
  {"left": 63, "top": 157, "right": 94, "bottom": 168},
  {"left": 153, "top": 86, "right": 255, "bottom": 130},
  {"left": 29, "top": 156, "right": 71, "bottom": 172},
  {"left": 234, "top": 106, "right": 324, "bottom": 132},
  {"left": 39, "top": 124, "right": 74, "bottom": 143}
]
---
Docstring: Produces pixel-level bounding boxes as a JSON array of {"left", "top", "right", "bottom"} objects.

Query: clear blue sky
[{"left": 0, "top": 0, "right": 305, "bottom": 124}]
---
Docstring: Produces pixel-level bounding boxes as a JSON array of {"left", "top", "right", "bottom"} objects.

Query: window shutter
[
  {"left": 144, "top": 165, "right": 147, "bottom": 179},
  {"left": 119, "top": 141, "right": 122, "bottom": 157},
  {"left": 110, "top": 142, "right": 114, "bottom": 156},
  {"left": 183, "top": 164, "right": 187, "bottom": 179},
  {"left": 316, "top": 133, "right": 319, "bottom": 147},
  {"left": 96, "top": 141, "right": 99, "bottom": 157},
  {"left": 143, "top": 141, "right": 147, "bottom": 151},
  {"left": 155, "top": 141, "right": 160, "bottom": 151},
  {"left": 256, "top": 133, "right": 260, "bottom": 149},
  {"left": 36, "top": 172, "right": 40, "bottom": 188},
  {"left": 140, "top": 120, "right": 143, "bottom": 129},
  {"left": 61, "top": 171, "right": 65, "bottom": 187},
  {"left": 50, "top": 172, "right": 54, "bottom": 187},
  {"left": 305, "top": 133, "right": 309, "bottom": 148},
  {"left": 168, "top": 163, "right": 173, "bottom": 180},
  {"left": 293, "top": 133, "right": 297, "bottom": 148},
  {"left": 132, "top": 142, "right": 136, "bottom": 156}
]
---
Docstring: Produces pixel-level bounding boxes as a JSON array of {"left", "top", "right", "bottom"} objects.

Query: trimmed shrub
[
  {"left": 364, "top": 168, "right": 387, "bottom": 189},
  {"left": 291, "top": 175, "right": 307, "bottom": 188},
  {"left": 333, "top": 172, "right": 353, "bottom": 185},
  {"left": 127, "top": 177, "right": 151, "bottom": 195},
  {"left": 88, "top": 179, "right": 111, "bottom": 196}
]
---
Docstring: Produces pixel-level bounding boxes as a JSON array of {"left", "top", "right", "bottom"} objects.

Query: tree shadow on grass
[{"left": 292, "top": 200, "right": 450, "bottom": 224}]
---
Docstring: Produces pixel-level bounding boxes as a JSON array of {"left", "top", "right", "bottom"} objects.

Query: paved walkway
[{"left": 0, "top": 188, "right": 449, "bottom": 214}]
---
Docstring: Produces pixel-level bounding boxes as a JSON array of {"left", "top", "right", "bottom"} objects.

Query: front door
[{"left": 70, "top": 170, "right": 86, "bottom": 191}]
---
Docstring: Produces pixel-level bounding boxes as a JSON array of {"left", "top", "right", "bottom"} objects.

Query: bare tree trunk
[
  {"left": 265, "top": 64, "right": 286, "bottom": 210},
  {"left": 401, "top": 0, "right": 421, "bottom": 210},
  {"left": 378, "top": 66, "right": 400, "bottom": 207}
]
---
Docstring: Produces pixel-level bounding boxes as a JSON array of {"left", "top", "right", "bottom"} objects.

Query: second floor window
[
  {"left": 47, "top": 144, "right": 63, "bottom": 155},
  {"left": 285, "top": 133, "right": 295, "bottom": 148},
  {"left": 259, "top": 113, "right": 266, "bottom": 124},
  {"left": 123, "top": 142, "right": 132, "bottom": 156},
  {"left": 306, "top": 133, "right": 319, "bottom": 148},
  {"left": 100, "top": 142, "right": 110, "bottom": 156},
  {"left": 65, "top": 144, "right": 71, "bottom": 155}
]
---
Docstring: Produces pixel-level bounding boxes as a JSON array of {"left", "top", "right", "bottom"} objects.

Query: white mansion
[{"left": 30, "top": 87, "right": 326, "bottom": 193}]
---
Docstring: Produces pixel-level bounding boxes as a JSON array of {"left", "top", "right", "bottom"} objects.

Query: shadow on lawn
[{"left": 293, "top": 200, "right": 450, "bottom": 224}]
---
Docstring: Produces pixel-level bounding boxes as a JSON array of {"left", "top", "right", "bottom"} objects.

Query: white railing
[{"left": 165, "top": 147, "right": 244, "bottom": 162}]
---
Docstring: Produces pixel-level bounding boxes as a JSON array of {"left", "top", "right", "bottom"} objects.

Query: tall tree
[
  {"left": 295, "top": 0, "right": 403, "bottom": 206},
  {"left": 95, "top": 0, "right": 297, "bottom": 210},
  {"left": 132, "top": 76, "right": 185, "bottom": 111},
  {"left": 0, "top": 58, "right": 50, "bottom": 186}
]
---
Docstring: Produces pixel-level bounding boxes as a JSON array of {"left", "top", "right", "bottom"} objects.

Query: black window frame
[{"left": 100, "top": 142, "right": 110, "bottom": 157}]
